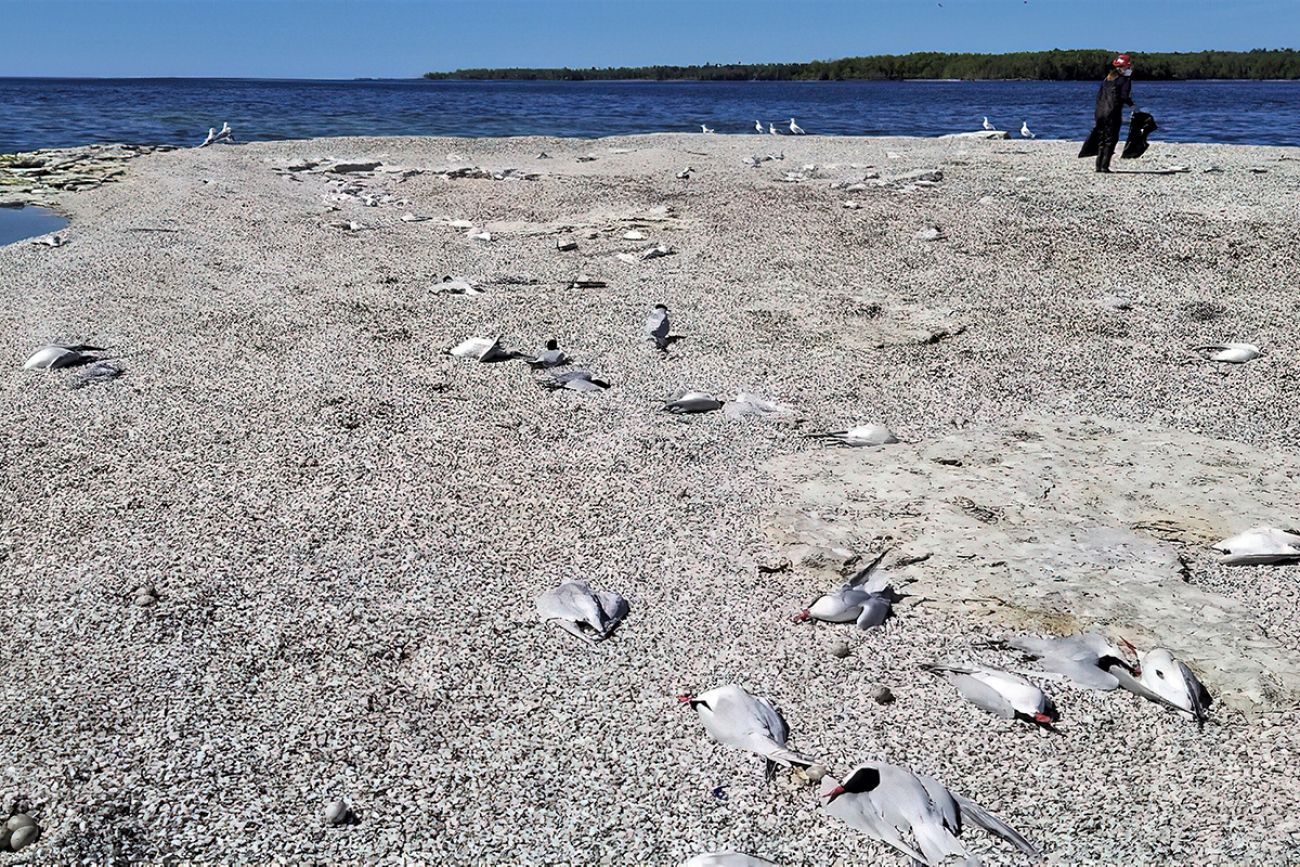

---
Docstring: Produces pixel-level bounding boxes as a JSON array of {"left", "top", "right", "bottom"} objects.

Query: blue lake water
[
  {"left": 0, "top": 205, "right": 68, "bottom": 246},
  {"left": 1, "top": 77, "right": 1297, "bottom": 153}
]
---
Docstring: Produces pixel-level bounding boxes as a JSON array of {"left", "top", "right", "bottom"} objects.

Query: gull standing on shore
[
  {"left": 700, "top": 124, "right": 715, "bottom": 134},
  {"left": 769, "top": 123, "right": 780, "bottom": 135},
  {"left": 754, "top": 119, "right": 764, "bottom": 133},
  {"left": 789, "top": 118, "right": 804, "bottom": 134},
  {"left": 1020, "top": 121, "right": 1035, "bottom": 138},
  {"left": 982, "top": 116, "right": 995, "bottom": 130},
  {"left": 197, "top": 127, "right": 217, "bottom": 148}
]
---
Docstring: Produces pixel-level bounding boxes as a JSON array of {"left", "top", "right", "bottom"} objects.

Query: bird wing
[
  {"left": 843, "top": 549, "right": 891, "bottom": 590},
  {"left": 854, "top": 595, "right": 892, "bottom": 630},
  {"left": 595, "top": 590, "right": 629, "bottom": 636},
  {"left": 948, "top": 672, "right": 1016, "bottom": 719},
  {"left": 952, "top": 791, "right": 1039, "bottom": 857},
  {"left": 875, "top": 766, "right": 966, "bottom": 866},
  {"left": 822, "top": 775, "right": 927, "bottom": 864},
  {"left": 1176, "top": 660, "right": 1212, "bottom": 725},
  {"left": 1039, "top": 655, "right": 1119, "bottom": 691}
]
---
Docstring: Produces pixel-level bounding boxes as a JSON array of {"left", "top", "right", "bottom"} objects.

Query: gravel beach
[{"left": 3, "top": 132, "right": 1299, "bottom": 864}]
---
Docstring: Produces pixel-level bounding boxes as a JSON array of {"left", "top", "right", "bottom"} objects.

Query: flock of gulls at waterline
[{"left": 17, "top": 121, "right": 1300, "bottom": 867}]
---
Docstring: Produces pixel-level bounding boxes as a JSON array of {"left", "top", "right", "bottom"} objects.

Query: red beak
[
  {"left": 792, "top": 609, "right": 811, "bottom": 623},
  {"left": 823, "top": 785, "right": 846, "bottom": 803},
  {"left": 1034, "top": 712, "right": 1053, "bottom": 723},
  {"left": 675, "top": 693, "right": 694, "bottom": 704}
]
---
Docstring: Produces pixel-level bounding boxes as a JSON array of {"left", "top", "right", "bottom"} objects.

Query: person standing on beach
[{"left": 1091, "top": 53, "right": 1135, "bottom": 173}]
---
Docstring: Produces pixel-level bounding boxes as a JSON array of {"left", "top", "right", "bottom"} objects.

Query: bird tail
[
  {"left": 763, "top": 747, "right": 815, "bottom": 781},
  {"left": 952, "top": 792, "right": 1040, "bottom": 858}
]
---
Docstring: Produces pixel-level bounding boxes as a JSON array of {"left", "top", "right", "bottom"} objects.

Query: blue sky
[{"left": 3, "top": 0, "right": 1296, "bottom": 78}]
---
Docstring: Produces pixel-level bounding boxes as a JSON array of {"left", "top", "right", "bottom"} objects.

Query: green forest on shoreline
[{"left": 424, "top": 49, "right": 1300, "bottom": 81}]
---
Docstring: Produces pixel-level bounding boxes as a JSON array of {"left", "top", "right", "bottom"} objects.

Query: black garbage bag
[
  {"left": 1078, "top": 126, "right": 1101, "bottom": 158},
  {"left": 1121, "top": 111, "right": 1158, "bottom": 159}
]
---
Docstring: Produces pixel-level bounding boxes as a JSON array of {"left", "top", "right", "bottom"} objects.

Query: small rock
[
  {"left": 804, "top": 763, "right": 828, "bottom": 782},
  {"left": 873, "top": 686, "right": 895, "bottom": 705},
  {"left": 555, "top": 238, "right": 578, "bottom": 252},
  {"left": 6, "top": 814, "right": 35, "bottom": 832},
  {"left": 9, "top": 824, "right": 40, "bottom": 852},
  {"left": 324, "top": 799, "right": 351, "bottom": 826},
  {"left": 830, "top": 641, "right": 852, "bottom": 659},
  {"left": 914, "top": 226, "right": 945, "bottom": 242},
  {"left": 134, "top": 594, "right": 157, "bottom": 608}
]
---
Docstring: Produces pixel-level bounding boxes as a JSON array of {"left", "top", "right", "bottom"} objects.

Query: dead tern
[
  {"left": 23, "top": 344, "right": 104, "bottom": 371},
  {"left": 676, "top": 684, "right": 816, "bottom": 781},
  {"left": 1213, "top": 527, "right": 1300, "bottom": 565},
  {"left": 540, "top": 370, "right": 609, "bottom": 392},
  {"left": 664, "top": 391, "right": 723, "bottom": 414},
  {"left": 793, "top": 549, "right": 897, "bottom": 630},
  {"left": 448, "top": 335, "right": 515, "bottom": 362},
  {"left": 67, "top": 361, "right": 124, "bottom": 389},
  {"left": 1194, "top": 343, "right": 1261, "bottom": 363},
  {"left": 535, "top": 579, "right": 628, "bottom": 644},
  {"left": 992, "top": 632, "right": 1135, "bottom": 691},
  {"left": 921, "top": 662, "right": 1059, "bottom": 729},
  {"left": 820, "top": 761, "right": 1038, "bottom": 866},
  {"left": 682, "top": 854, "right": 775, "bottom": 867},
  {"left": 805, "top": 424, "right": 899, "bottom": 448}
]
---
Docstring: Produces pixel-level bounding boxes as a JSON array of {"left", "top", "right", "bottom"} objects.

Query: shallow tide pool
[{"left": 0, "top": 205, "right": 68, "bottom": 246}]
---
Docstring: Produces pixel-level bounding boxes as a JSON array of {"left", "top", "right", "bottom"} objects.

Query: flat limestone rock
[{"left": 765, "top": 416, "right": 1300, "bottom": 713}]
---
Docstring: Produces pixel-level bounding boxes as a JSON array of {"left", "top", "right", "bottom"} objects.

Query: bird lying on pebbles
[
  {"left": 677, "top": 684, "right": 816, "bottom": 781},
  {"left": 664, "top": 391, "right": 723, "bottom": 414},
  {"left": 676, "top": 167, "right": 693, "bottom": 179},
  {"left": 921, "top": 662, "right": 1060, "bottom": 730},
  {"left": 722, "top": 393, "right": 791, "bottom": 419},
  {"left": 622, "top": 230, "right": 647, "bottom": 241},
  {"left": 991, "top": 632, "right": 1134, "bottom": 691},
  {"left": 1121, "top": 646, "right": 1211, "bottom": 726},
  {"left": 1194, "top": 342, "right": 1261, "bottom": 363},
  {"left": 400, "top": 212, "right": 432, "bottom": 222},
  {"left": 449, "top": 335, "right": 515, "bottom": 362},
  {"left": 67, "top": 360, "right": 124, "bottom": 389},
  {"left": 1213, "top": 526, "right": 1300, "bottom": 564},
  {"left": 540, "top": 370, "right": 609, "bottom": 392},
  {"left": 643, "top": 304, "right": 672, "bottom": 351},
  {"left": 805, "top": 424, "right": 899, "bottom": 448},
  {"left": 793, "top": 549, "right": 896, "bottom": 630},
  {"left": 819, "top": 762, "right": 1039, "bottom": 866},
  {"left": 23, "top": 343, "right": 104, "bottom": 371},
  {"left": 434, "top": 276, "right": 483, "bottom": 296},
  {"left": 31, "top": 234, "right": 68, "bottom": 248},
  {"left": 524, "top": 338, "right": 569, "bottom": 369},
  {"left": 681, "top": 853, "right": 776, "bottom": 867},
  {"left": 535, "top": 579, "right": 629, "bottom": 644}
]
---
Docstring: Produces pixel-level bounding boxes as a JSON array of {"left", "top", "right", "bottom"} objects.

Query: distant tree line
[{"left": 424, "top": 49, "right": 1300, "bottom": 81}]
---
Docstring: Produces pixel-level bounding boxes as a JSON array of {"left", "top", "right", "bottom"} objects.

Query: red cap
[{"left": 1113, "top": 53, "right": 1132, "bottom": 69}]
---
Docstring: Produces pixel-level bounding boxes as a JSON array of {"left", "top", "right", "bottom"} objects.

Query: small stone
[
  {"left": 134, "top": 594, "right": 157, "bottom": 608},
  {"left": 873, "top": 686, "right": 895, "bottom": 705},
  {"left": 324, "top": 798, "right": 351, "bottom": 826},
  {"left": 5, "top": 814, "right": 34, "bottom": 833},
  {"left": 804, "top": 763, "right": 828, "bottom": 783},
  {"left": 830, "top": 641, "right": 852, "bottom": 659},
  {"left": 9, "top": 824, "right": 39, "bottom": 851}
]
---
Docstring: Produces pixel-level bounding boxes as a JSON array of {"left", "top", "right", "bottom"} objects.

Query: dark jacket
[{"left": 1095, "top": 75, "right": 1133, "bottom": 120}]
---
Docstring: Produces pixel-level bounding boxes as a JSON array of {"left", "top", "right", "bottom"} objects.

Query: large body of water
[{"left": 1, "top": 77, "right": 1298, "bottom": 153}]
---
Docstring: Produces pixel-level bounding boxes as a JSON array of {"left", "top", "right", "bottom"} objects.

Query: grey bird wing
[
  {"left": 822, "top": 775, "right": 927, "bottom": 865},
  {"left": 536, "top": 581, "right": 608, "bottom": 642},
  {"left": 855, "top": 595, "right": 892, "bottom": 630},
  {"left": 943, "top": 670, "right": 1017, "bottom": 719},
  {"left": 951, "top": 791, "right": 1040, "bottom": 858},
  {"left": 1177, "top": 660, "right": 1212, "bottom": 724},
  {"left": 596, "top": 590, "right": 629, "bottom": 636},
  {"left": 1038, "top": 655, "right": 1119, "bottom": 691},
  {"left": 875, "top": 766, "right": 967, "bottom": 866},
  {"left": 917, "top": 774, "right": 962, "bottom": 834},
  {"left": 843, "top": 548, "right": 891, "bottom": 590}
]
